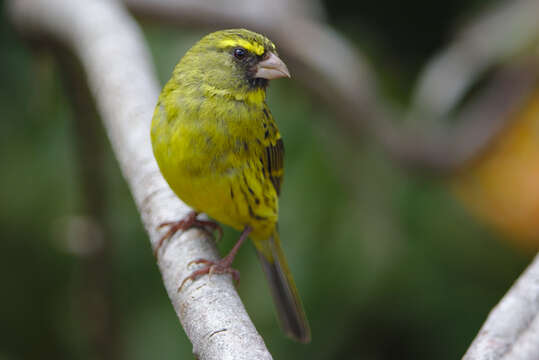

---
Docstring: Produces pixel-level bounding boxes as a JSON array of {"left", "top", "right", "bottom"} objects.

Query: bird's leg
[
  {"left": 178, "top": 226, "right": 253, "bottom": 292},
  {"left": 155, "top": 211, "right": 224, "bottom": 257}
]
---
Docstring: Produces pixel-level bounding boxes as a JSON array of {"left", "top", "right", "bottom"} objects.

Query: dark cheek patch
[{"left": 241, "top": 54, "right": 269, "bottom": 88}]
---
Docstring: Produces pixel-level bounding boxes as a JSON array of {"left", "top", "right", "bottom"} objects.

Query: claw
[
  {"left": 187, "top": 258, "right": 213, "bottom": 267},
  {"left": 154, "top": 212, "right": 224, "bottom": 257},
  {"left": 177, "top": 226, "right": 252, "bottom": 292},
  {"left": 177, "top": 261, "right": 241, "bottom": 293},
  {"left": 196, "top": 220, "right": 224, "bottom": 242}
]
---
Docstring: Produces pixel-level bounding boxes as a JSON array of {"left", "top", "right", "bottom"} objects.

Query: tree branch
[
  {"left": 411, "top": 0, "right": 539, "bottom": 117},
  {"left": 8, "top": 0, "right": 272, "bottom": 358},
  {"left": 463, "top": 254, "right": 539, "bottom": 360}
]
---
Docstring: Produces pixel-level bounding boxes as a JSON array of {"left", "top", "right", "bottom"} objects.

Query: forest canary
[{"left": 151, "top": 29, "right": 310, "bottom": 343}]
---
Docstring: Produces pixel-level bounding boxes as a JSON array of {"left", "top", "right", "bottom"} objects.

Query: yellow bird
[{"left": 151, "top": 29, "right": 310, "bottom": 343}]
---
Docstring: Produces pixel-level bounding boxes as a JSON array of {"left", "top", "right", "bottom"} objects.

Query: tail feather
[{"left": 255, "top": 231, "right": 311, "bottom": 343}]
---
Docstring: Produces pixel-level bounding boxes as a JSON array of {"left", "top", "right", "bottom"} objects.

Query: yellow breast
[{"left": 150, "top": 80, "right": 282, "bottom": 240}]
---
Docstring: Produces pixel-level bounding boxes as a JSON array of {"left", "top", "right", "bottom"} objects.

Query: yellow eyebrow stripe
[{"left": 218, "top": 38, "right": 265, "bottom": 56}]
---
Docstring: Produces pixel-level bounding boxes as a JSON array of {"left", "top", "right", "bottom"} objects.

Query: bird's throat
[{"left": 201, "top": 83, "right": 266, "bottom": 104}]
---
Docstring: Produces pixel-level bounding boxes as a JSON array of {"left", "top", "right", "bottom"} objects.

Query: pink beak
[{"left": 254, "top": 52, "right": 291, "bottom": 80}]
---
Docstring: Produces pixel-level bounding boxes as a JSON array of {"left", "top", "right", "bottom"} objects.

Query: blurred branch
[
  {"left": 412, "top": 0, "right": 539, "bottom": 117},
  {"left": 407, "top": 0, "right": 539, "bottom": 170},
  {"left": 463, "top": 254, "right": 539, "bottom": 360},
  {"left": 8, "top": 0, "right": 272, "bottom": 359},
  {"left": 125, "top": 0, "right": 539, "bottom": 172},
  {"left": 421, "top": 60, "right": 538, "bottom": 170}
]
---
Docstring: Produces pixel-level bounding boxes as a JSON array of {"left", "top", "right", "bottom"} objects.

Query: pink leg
[
  {"left": 155, "top": 211, "right": 224, "bottom": 257},
  {"left": 178, "top": 226, "right": 253, "bottom": 292}
]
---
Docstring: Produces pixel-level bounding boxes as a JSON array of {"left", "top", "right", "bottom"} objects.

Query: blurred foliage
[{"left": 0, "top": 1, "right": 534, "bottom": 360}]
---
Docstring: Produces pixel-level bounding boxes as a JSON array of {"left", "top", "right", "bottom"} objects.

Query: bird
[{"left": 150, "top": 29, "right": 310, "bottom": 343}]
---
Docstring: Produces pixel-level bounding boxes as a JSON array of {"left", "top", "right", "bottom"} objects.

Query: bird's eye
[{"left": 233, "top": 47, "right": 246, "bottom": 59}]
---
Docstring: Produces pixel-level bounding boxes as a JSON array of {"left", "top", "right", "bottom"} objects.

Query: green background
[{"left": 0, "top": 0, "right": 532, "bottom": 359}]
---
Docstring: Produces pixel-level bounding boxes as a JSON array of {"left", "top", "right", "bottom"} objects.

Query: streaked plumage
[{"left": 151, "top": 29, "right": 310, "bottom": 342}]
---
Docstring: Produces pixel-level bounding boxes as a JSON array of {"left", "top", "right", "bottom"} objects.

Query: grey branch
[
  {"left": 412, "top": 0, "right": 539, "bottom": 117},
  {"left": 463, "top": 254, "right": 539, "bottom": 360},
  {"left": 8, "top": 0, "right": 272, "bottom": 359}
]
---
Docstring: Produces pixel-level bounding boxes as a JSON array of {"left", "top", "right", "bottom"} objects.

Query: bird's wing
[
  {"left": 264, "top": 137, "right": 284, "bottom": 195},
  {"left": 258, "top": 105, "right": 285, "bottom": 196}
]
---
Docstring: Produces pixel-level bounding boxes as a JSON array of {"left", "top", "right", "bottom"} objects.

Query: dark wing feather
[{"left": 264, "top": 138, "right": 284, "bottom": 195}]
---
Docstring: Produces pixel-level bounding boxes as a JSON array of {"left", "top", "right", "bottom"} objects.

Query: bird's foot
[
  {"left": 154, "top": 211, "right": 224, "bottom": 257},
  {"left": 177, "top": 226, "right": 252, "bottom": 292},
  {"left": 178, "top": 256, "right": 240, "bottom": 292}
]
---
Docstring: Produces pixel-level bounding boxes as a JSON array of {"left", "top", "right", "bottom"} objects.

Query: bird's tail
[{"left": 255, "top": 230, "right": 311, "bottom": 343}]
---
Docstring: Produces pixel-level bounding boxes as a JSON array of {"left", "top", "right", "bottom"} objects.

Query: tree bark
[{"left": 463, "top": 254, "right": 539, "bottom": 360}]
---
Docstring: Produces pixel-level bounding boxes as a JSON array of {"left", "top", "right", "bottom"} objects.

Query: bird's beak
[{"left": 255, "top": 52, "right": 291, "bottom": 80}]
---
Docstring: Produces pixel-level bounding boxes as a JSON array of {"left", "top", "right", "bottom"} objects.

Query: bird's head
[{"left": 173, "top": 29, "right": 290, "bottom": 103}]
